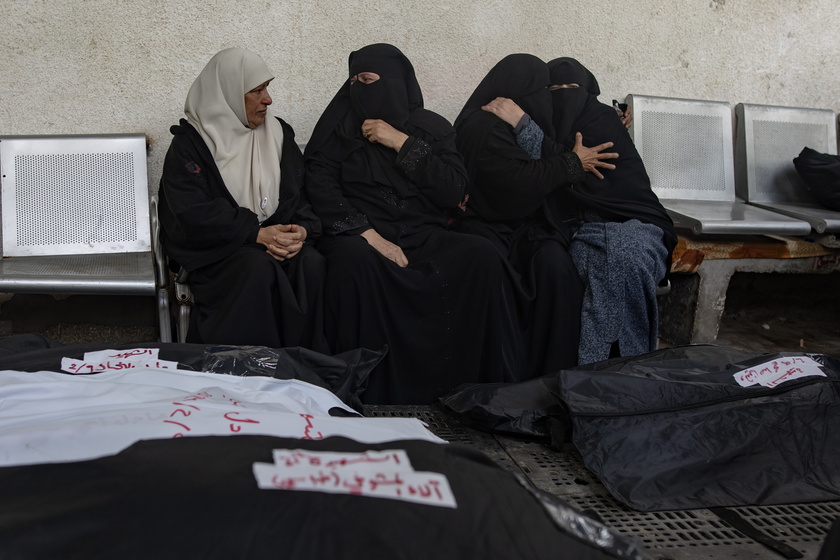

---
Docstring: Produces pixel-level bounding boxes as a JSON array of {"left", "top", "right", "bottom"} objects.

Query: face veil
[
  {"left": 305, "top": 44, "right": 441, "bottom": 197},
  {"left": 548, "top": 57, "right": 600, "bottom": 145},
  {"left": 348, "top": 46, "right": 414, "bottom": 128}
]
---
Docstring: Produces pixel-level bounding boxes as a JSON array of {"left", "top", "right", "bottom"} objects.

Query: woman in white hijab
[{"left": 158, "top": 48, "right": 328, "bottom": 351}]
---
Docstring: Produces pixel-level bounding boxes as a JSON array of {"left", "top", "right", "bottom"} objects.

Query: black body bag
[
  {"left": 559, "top": 345, "right": 840, "bottom": 511},
  {"left": 442, "top": 345, "right": 840, "bottom": 512}
]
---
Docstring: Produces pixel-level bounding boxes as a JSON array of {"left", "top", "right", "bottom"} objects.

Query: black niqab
[
  {"left": 549, "top": 57, "right": 600, "bottom": 145},
  {"left": 546, "top": 57, "right": 677, "bottom": 256},
  {"left": 305, "top": 43, "right": 444, "bottom": 197}
]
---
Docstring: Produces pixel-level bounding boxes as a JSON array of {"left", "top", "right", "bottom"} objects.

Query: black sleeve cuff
[
  {"left": 561, "top": 151, "right": 587, "bottom": 185},
  {"left": 395, "top": 137, "right": 432, "bottom": 173}
]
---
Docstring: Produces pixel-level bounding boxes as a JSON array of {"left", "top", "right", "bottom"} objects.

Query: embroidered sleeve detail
[
  {"left": 330, "top": 212, "right": 369, "bottom": 235},
  {"left": 561, "top": 151, "right": 586, "bottom": 185},
  {"left": 381, "top": 185, "right": 408, "bottom": 208},
  {"left": 515, "top": 119, "right": 544, "bottom": 160},
  {"left": 397, "top": 138, "right": 432, "bottom": 173}
]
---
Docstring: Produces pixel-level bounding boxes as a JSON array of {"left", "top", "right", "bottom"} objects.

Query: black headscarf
[
  {"left": 454, "top": 54, "right": 556, "bottom": 216},
  {"left": 546, "top": 57, "right": 677, "bottom": 257},
  {"left": 454, "top": 53, "right": 553, "bottom": 140},
  {"left": 304, "top": 43, "right": 444, "bottom": 197}
]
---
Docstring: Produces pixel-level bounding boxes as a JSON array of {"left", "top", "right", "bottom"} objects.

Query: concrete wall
[{"left": 1, "top": 0, "right": 839, "bottom": 194}]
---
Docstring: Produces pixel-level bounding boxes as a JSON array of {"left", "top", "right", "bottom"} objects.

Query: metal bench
[
  {"left": 0, "top": 133, "right": 172, "bottom": 342},
  {"left": 626, "top": 95, "right": 840, "bottom": 345},
  {"left": 627, "top": 94, "right": 812, "bottom": 236},
  {"left": 735, "top": 102, "right": 840, "bottom": 234}
]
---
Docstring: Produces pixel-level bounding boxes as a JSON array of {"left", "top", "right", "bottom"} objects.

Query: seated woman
[
  {"left": 304, "top": 43, "right": 523, "bottom": 404},
  {"left": 547, "top": 57, "right": 677, "bottom": 364},
  {"left": 158, "top": 48, "right": 328, "bottom": 352},
  {"left": 453, "top": 53, "right": 617, "bottom": 376}
]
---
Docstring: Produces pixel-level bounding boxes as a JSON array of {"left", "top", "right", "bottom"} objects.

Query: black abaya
[
  {"left": 305, "top": 44, "right": 523, "bottom": 404},
  {"left": 546, "top": 57, "right": 676, "bottom": 251},
  {"left": 454, "top": 54, "right": 586, "bottom": 376},
  {"left": 158, "top": 118, "right": 328, "bottom": 352},
  {"left": 547, "top": 57, "right": 677, "bottom": 363}
]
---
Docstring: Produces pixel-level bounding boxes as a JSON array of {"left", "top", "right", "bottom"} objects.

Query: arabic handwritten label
[
  {"left": 734, "top": 356, "right": 827, "bottom": 388},
  {"left": 159, "top": 390, "right": 277, "bottom": 438},
  {"left": 61, "top": 348, "right": 179, "bottom": 374},
  {"left": 253, "top": 449, "right": 457, "bottom": 508}
]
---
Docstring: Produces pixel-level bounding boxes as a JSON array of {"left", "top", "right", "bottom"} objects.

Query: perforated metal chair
[
  {"left": 627, "top": 94, "right": 811, "bottom": 236},
  {"left": 735, "top": 102, "right": 840, "bottom": 234},
  {"left": 0, "top": 133, "right": 172, "bottom": 342}
]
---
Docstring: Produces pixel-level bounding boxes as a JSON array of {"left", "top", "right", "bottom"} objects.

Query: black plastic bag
[
  {"left": 441, "top": 345, "right": 840, "bottom": 512},
  {"left": 439, "top": 376, "right": 572, "bottom": 447},
  {"left": 559, "top": 345, "right": 840, "bottom": 511},
  {"left": 0, "top": 435, "right": 651, "bottom": 560},
  {"left": 0, "top": 339, "right": 383, "bottom": 412},
  {"left": 793, "top": 146, "right": 840, "bottom": 211}
]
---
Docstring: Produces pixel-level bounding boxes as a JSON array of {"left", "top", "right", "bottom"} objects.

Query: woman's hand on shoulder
[
  {"left": 481, "top": 97, "right": 525, "bottom": 128},
  {"left": 258, "top": 223, "right": 307, "bottom": 261},
  {"left": 572, "top": 132, "right": 618, "bottom": 180},
  {"left": 361, "top": 119, "right": 409, "bottom": 152},
  {"left": 360, "top": 228, "right": 409, "bottom": 268}
]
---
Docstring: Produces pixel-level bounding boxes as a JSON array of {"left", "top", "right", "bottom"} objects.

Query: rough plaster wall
[{"left": 0, "top": 0, "right": 838, "bottom": 194}]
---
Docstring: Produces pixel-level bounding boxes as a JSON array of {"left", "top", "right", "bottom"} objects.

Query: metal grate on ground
[{"left": 364, "top": 404, "right": 838, "bottom": 560}]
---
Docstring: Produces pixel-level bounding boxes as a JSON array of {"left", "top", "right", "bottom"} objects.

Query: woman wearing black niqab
[
  {"left": 305, "top": 44, "right": 523, "bottom": 404},
  {"left": 454, "top": 53, "right": 617, "bottom": 376},
  {"left": 547, "top": 57, "right": 677, "bottom": 364}
]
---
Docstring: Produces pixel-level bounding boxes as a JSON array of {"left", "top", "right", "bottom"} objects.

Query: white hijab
[{"left": 184, "top": 48, "right": 284, "bottom": 222}]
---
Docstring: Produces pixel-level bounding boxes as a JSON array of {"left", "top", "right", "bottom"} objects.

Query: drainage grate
[
  {"left": 364, "top": 405, "right": 837, "bottom": 559},
  {"left": 363, "top": 404, "right": 521, "bottom": 474}
]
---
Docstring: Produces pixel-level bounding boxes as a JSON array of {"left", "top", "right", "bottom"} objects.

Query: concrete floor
[{"left": 711, "top": 272, "right": 840, "bottom": 358}]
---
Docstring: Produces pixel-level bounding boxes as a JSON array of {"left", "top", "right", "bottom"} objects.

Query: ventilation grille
[{"left": 14, "top": 152, "right": 137, "bottom": 247}]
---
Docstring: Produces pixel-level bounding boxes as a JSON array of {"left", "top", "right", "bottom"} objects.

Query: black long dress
[
  {"left": 453, "top": 54, "right": 586, "bottom": 376},
  {"left": 548, "top": 57, "right": 677, "bottom": 363},
  {"left": 158, "top": 117, "right": 329, "bottom": 352},
  {"left": 304, "top": 44, "right": 523, "bottom": 404}
]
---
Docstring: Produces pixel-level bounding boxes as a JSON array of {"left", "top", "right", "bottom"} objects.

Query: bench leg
[
  {"left": 691, "top": 260, "right": 735, "bottom": 344},
  {"left": 157, "top": 288, "right": 173, "bottom": 343},
  {"left": 658, "top": 260, "right": 735, "bottom": 346}
]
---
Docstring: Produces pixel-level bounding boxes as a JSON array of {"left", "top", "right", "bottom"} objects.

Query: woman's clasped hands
[{"left": 257, "top": 224, "right": 307, "bottom": 261}]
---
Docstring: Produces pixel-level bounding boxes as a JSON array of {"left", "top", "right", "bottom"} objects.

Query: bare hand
[
  {"left": 361, "top": 119, "right": 409, "bottom": 152},
  {"left": 481, "top": 97, "right": 525, "bottom": 128},
  {"left": 360, "top": 228, "right": 408, "bottom": 267},
  {"left": 572, "top": 132, "right": 618, "bottom": 180},
  {"left": 617, "top": 105, "right": 633, "bottom": 129},
  {"left": 257, "top": 223, "right": 308, "bottom": 261}
]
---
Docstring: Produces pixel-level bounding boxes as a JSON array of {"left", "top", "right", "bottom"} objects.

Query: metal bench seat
[
  {"left": 659, "top": 198, "right": 814, "bottom": 235},
  {"left": 627, "top": 94, "right": 812, "bottom": 236},
  {"left": 0, "top": 252, "right": 156, "bottom": 294},
  {"left": 0, "top": 133, "right": 171, "bottom": 342},
  {"left": 735, "top": 102, "right": 840, "bottom": 233}
]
